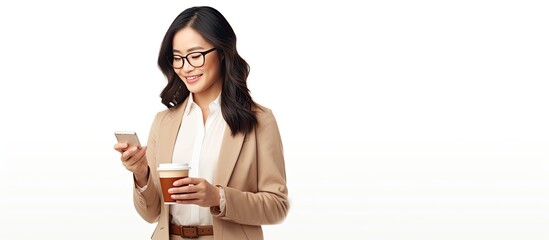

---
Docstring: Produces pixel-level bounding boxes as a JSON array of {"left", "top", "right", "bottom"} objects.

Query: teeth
[{"left": 187, "top": 75, "right": 199, "bottom": 80}]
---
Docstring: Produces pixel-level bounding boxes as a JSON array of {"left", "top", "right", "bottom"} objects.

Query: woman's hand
[
  {"left": 169, "top": 177, "right": 220, "bottom": 207},
  {"left": 114, "top": 142, "right": 149, "bottom": 187}
]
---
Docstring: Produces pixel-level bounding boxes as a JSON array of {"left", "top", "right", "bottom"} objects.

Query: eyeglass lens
[{"left": 173, "top": 52, "right": 204, "bottom": 68}]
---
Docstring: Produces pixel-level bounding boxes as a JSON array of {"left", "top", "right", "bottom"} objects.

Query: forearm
[
  {"left": 133, "top": 172, "right": 162, "bottom": 223},
  {"left": 134, "top": 166, "right": 150, "bottom": 188},
  {"left": 212, "top": 186, "right": 289, "bottom": 225}
]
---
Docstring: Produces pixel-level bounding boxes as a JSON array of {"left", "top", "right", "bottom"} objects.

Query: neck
[{"left": 193, "top": 89, "right": 221, "bottom": 110}]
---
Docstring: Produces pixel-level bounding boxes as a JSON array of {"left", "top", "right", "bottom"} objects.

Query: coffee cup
[{"left": 157, "top": 163, "right": 190, "bottom": 204}]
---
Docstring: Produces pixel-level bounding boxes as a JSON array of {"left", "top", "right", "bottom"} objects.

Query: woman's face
[{"left": 172, "top": 27, "right": 222, "bottom": 102}]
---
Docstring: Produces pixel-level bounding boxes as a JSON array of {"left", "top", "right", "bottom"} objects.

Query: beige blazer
[{"left": 132, "top": 98, "right": 289, "bottom": 240}]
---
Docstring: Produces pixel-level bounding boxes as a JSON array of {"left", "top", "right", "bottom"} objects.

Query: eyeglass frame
[{"left": 170, "top": 48, "right": 217, "bottom": 69}]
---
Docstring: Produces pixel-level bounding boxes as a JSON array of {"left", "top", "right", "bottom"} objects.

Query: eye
[
  {"left": 189, "top": 53, "right": 202, "bottom": 59},
  {"left": 173, "top": 56, "right": 183, "bottom": 62}
]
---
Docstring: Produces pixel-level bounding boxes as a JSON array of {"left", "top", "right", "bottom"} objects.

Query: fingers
[
  {"left": 121, "top": 146, "right": 147, "bottom": 173},
  {"left": 173, "top": 194, "right": 202, "bottom": 203},
  {"left": 171, "top": 190, "right": 203, "bottom": 203},
  {"left": 114, "top": 141, "right": 147, "bottom": 174},
  {"left": 114, "top": 142, "right": 128, "bottom": 153},
  {"left": 173, "top": 177, "right": 197, "bottom": 187},
  {"left": 124, "top": 146, "right": 147, "bottom": 164},
  {"left": 168, "top": 178, "right": 219, "bottom": 207},
  {"left": 170, "top": 177, "right": 200, "bottom": 192},
  {"left": 169, "top": 185, "right": 195, "bottom": 195},
  {"left": 121, "top": 146, "right": 141, "bottom": 161}
]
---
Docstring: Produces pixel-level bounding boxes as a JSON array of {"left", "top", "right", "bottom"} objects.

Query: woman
[{"left": 114, "top": 6, "right": 289, "bottom": 240}]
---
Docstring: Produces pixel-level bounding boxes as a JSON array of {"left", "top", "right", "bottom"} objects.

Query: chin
[{"left": 183, "top": 82, "right": 197, "bottom": 91}]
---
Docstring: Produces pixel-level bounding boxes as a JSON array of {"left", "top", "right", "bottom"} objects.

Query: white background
[{"left": 1, "top": 0, "right": 548, "bottom": 239}]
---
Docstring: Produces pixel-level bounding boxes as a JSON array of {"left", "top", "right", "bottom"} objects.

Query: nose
[{"left": 181, "top": 58, "right": 195, "bottom": 72}]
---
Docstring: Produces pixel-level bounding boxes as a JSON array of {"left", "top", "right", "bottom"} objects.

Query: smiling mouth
[{"left": 185, "top": 74, "right": 201, "bottom": 83}]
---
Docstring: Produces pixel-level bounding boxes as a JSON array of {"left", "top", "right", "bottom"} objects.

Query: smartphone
[{"left": 114, "top": 131, "right": 142, "bottom": 148}]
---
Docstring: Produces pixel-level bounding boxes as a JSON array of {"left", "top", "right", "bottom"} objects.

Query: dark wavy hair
[{"left": 157, "top": 6, "right": 258, "bottom": 136}]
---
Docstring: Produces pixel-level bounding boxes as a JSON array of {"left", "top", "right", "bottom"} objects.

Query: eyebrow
[{"left": 173, "top": 46, "right": 205, "bottom": 54}]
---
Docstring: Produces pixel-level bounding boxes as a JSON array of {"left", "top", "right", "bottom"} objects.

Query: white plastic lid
[{"left": 157, "top": 163, "right": 190, "bottom": 171}]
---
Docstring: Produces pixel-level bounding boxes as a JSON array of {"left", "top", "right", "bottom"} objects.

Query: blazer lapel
[
  {"left": 156, "top": 97, "right": 245, "bottom": 186},
  {"left": 157, "top": 99, "right": 188, "bottom": 164},
  {"left": 214, "top": 127, "right": 245, "bottom": 186}
]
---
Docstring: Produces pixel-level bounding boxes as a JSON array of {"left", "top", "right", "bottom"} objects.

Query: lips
[{"left": 185, "top": 74, "right": 202, "bottom": 84}]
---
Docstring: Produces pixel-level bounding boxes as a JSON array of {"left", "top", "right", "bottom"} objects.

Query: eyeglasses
[{"left": 170, "top": 48, "right": 217, "bottom": 69}]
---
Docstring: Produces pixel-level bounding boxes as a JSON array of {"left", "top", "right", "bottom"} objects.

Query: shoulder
[
  {"left": 253, "top": 102, "right": 280, "bottom": 132},
  {"left": 148, "top": 104, "right": 184, "bottom": 133},
  {"left": 251, "top": 103, "right": 283, "bottom": 147},
  {"left": 153, "top": 98, "right": 188, "bottom": 121},
  {"left": 153, "top": 106, "right": 175, "bottom": 120},
  {"left": 253, "top": 102, "right": 275, "bottom": 121}
]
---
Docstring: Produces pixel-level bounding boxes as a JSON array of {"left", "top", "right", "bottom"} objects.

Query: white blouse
[{"left": 170, "top": 93, "right": 226, "bottom": 226}]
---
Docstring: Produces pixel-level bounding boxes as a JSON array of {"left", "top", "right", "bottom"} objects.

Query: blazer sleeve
[
  {"left": 133, "top": 112, "right": 162, "bottom": 223},
  {"left": 212, "top": 108, "right": 289, "bottom": 225}
]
